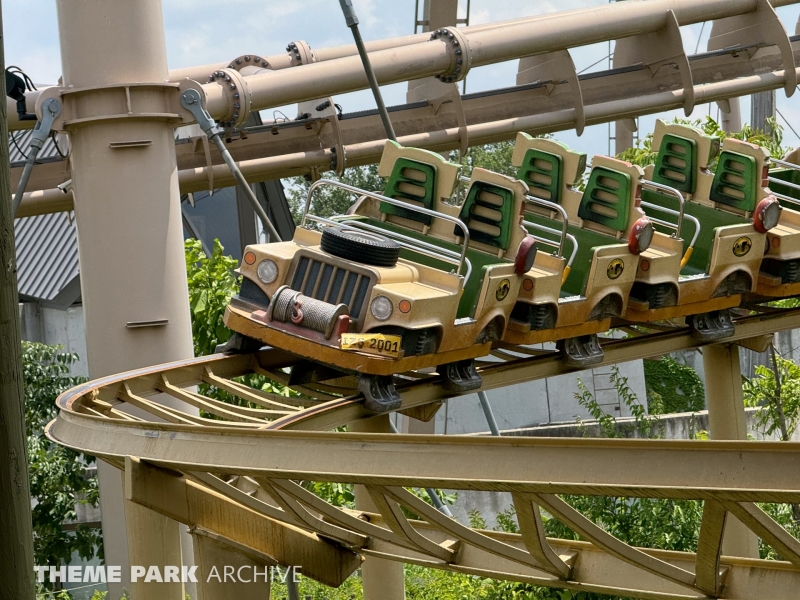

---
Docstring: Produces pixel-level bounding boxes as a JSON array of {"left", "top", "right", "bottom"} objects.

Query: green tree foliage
[
  {"left": 185, "top": 238, "right": 241, "bottom": 357},
  {"left": 285, "top": 163, "right": 384, "bottom": 222},
  {"left": 460, "top": 141, "right": 517, "bottom": 178},
  {"left": 617, "top": 115, "right": 789, "bottom": 168},
  {"left": 22, "top": 342, "right": 101, "bottom": 578},
  {"left": 643, "top": 356, "right": 705, "bottom": 415},
  {"left": 744, "top": 354, "right": 800, "bottom": 440}
]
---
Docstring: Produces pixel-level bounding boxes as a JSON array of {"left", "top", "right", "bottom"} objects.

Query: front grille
[{"left": 291, "top": 254, "right": 373, "bottom": 320}]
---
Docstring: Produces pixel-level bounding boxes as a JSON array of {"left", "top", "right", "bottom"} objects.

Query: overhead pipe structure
[
  {"left": 16, "top": 59, "right": 800, "bottom": 217},
  {"left": 19, "top": 0, "right": 800, "bottom": 598}
]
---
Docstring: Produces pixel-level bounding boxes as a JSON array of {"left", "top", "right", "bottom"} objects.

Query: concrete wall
[
  {"left": 19, "top": 302, "right": 89, "bottom": 377},
  {"left": 395, "top": 359, "right": 648, "bottom": 435}
]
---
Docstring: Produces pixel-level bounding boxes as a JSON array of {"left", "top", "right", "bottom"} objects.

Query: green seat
[
  {"left": 578, "top": 167, "right": 632, "bottom": 232},
  {"left": 516, "top": 148, "right": 563, "bottom": 203},
  {"left": 456, "top": 181, "right": 515, "bottom": 250},
  {"left": 523, "top": 213, "right": 620, "bottom": 297},
  {"left": 380, "top": 158, "right": 437, "bottom": 226},
  {"left": 769, "top": 168, "right": 800, "bottom": 209},
  {"left": 347, "top": 216, "right": 509, "bottom": 319},
  {"left": 641, "top": 189, "right": 747, "bottom": 275},
  {"left": 651, "top": 134, "right": 697, "bottom": 194},
  {"left": 710, "top": 151, "right": 758, "bottom": 212}
]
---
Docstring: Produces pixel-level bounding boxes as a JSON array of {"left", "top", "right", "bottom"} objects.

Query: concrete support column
[
  {"left": 407, "top": 0, "right": 459, "bottom": 103},
  {"left": 351, "top": 415, "right": 405, "bottom": 599},
  {"left": 719, "top": 97, "right": 742, "bottom": 133},
  {"left": 751, "top": 90, "right": 776, "bottom": 134},
  {"left": 192, "top": 532, "right": 271, "bottom": 600},
  {"left": 703, "top": 344, "right": 760, "bottom": 558},
  {"left": 55, "top": 0, "right": 196, "bottom": 597}
]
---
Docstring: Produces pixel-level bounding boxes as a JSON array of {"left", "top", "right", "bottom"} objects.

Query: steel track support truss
[{"left": 48, "top": 305, "right": 800, "bottom": 598}]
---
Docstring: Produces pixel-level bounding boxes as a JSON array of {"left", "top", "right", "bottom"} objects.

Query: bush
[
  {"left": 643, "top": 357, "right": 705, "bottom": 415},
  {"left": 23, "top": 342, "right": 101, "bottom": 580}
]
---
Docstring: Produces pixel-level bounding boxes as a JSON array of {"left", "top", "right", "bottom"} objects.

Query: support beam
[
  {"left": 703, "top": 344, "right": 760, "bottom": 558},
  {"left": 192, "top": 528, "right": 272, "bottom": 600},
  {"left": 752, "top": 90, "right": 777, "bottom": 132},
  {"left": 0, "top": 0, "right": 35, "bottom": 591},
  {"left": 53, "top": 1, "right": 199, "bottom": 595},
  {"left": 350, "top": 415, "right": 405, "bottom": 600},
  {"left": 125, "top": 457, "right": 362, "bottom": 587}
]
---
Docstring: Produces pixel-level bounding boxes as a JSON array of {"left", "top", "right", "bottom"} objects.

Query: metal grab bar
[
  {"left": 640, "top": 202, "right": 701, "bottom": 249},
  {"left": 639, "top": 180, "right": 685, "bottom": 238},
  {"left": 303, "top": 179, "right": 472, "bottom": 283},
  {"left": 771, "top": 158, "right": 800, "bottom": 171},
  {"left": 640, "top": 201, "right": 700, "bottom": 269},
  {"left": 768, "top": 176, "right": 800, "bottom": 194},
  {"left": 523, "top": 194, "right": 569, "bottom": 258}
]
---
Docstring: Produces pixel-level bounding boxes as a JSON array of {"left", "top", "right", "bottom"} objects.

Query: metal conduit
[
  {"left": 201, "top": 0, "right": 800, "bottom": 117},
  {"left": 16, "top": 64, "right": 800, "bottom": 217}
]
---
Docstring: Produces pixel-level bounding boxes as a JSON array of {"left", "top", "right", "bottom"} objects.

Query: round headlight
[
  {"left": 370, "top": 296, "right": 393, "bottom": 321},
  {"left": 754, "top": 196, "right": 781, "bottom": 233},
  {"left": 257, "top": 259, "right": 279, "bottom": 284},
  {"left": 628, "top": 217, "right": 654, "bottom": 255}
]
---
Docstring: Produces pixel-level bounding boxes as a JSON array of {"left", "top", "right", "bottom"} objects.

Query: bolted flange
[
  {"left": 227, "top": 54, "right": 270, "bottom": 71},
  {"left": 205, "top": 67, "right": 251, "bottom": 129},
  {"left": 285, "top": 40, "right": 316, "bottom": 66},
  {"left": 430, "top": 27, "right": 471, "bottom": 83}
]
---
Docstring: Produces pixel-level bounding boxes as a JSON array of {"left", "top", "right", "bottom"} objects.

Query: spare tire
[{"left": 321, "top": 226, "right": 400, "bottom": 267}]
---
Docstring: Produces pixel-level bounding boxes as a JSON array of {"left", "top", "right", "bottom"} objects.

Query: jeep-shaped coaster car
[
  {"left": 510, "top": 134, "right": 656, "bottom": 365},
  {"left": 339, "top": 141, "right": 570, "bottom": 364},
  {"left": 636, "top": 120, "right": 781, "bottom": 338},
  {"left": 759, "top": 148, "right": 800, "bottom": 297},
  {"left": 224, "top": 141, "right": 540, "bottom": 413}
]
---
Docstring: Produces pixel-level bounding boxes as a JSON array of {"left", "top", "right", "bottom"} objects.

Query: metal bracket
[
  {"left": 517, "top": 50, "right": 586, "bottom": 136},
  {"left": 181, "top": 88, "right": 281, "bottom": 241},
  {"left": 31, "top": 98, "right": 62, "bottom": 151},
  {"left": 613, "top": 10, "right": 694, "bottom": 116},
  {"left": 708, "top": 0, "right": 797, "bottom": 97},
  {"left": 429, "top": 84, "right": 469, "bottom": 158}
]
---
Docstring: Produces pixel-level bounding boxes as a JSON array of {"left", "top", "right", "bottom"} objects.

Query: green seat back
[
  {"left": 516, "top": 149, "right": 563, "bottom": 203},
  {"left": 652, "top": 134, "right": 697, "bottom": 194},
  {"left": 457, "top": 181, "right": 515, "bottom": 250},
  {"left": 380, "top": 158, "right": 437, "bottom": 226},
  {"left": 578, "top": 167, "right": 632, "bottom": 232},
  {"left": 710, "top": 151, "right": 758, "bottom": 212}
]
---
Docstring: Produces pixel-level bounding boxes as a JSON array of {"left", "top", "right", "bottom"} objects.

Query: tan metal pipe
[
  {"left": 17, "top": 63, "right": 800, "bottom": 213},
  {"left": 170, "top": 0, "right": 796, "bottom": 85},
  {"left": 182, "top": 65, "right": 800, "bottom": 192},
  {"left": 15, "top": 187, "right": 73, "bottom": 217},
  {"left": 215, "top": 0, "right": 800, "bottom": 116}
]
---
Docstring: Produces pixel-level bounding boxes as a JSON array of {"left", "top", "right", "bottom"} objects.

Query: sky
[{"left": 5, "top": 0, "right": 800, "bottom": 160}]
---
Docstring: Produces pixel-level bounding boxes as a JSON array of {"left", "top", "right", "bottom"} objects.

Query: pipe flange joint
[
  {"left": 285, "top": 40, "right": 316, "bottom": 67},
  {"left": 228, "top": 54, "right": 270, "bottom": 71},
  {"left": 430, "top": 27, "right": 471, "bottom": 83},
  {"left": 206, "top": 67, "right": 251, "bottom": 129}
]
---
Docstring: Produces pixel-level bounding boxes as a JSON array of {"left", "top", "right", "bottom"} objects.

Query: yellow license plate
[{"left": 340, "top": 333, "right": 402, "bottom": 358}]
